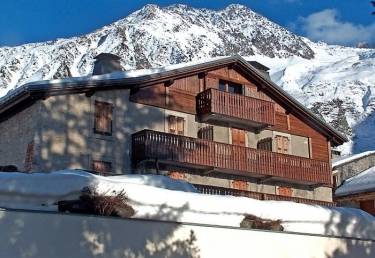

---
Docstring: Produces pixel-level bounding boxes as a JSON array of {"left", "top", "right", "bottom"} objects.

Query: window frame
[{"left": 93, "top": 100, "right": 113, "bottom": 136}]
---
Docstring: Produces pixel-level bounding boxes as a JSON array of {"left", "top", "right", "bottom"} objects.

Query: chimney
[
  {"left": 93, "top": 53, "right": 123, "bottom": 75},
  {"left": 248, "top": 61, "right": 270, "bottom": 79}
]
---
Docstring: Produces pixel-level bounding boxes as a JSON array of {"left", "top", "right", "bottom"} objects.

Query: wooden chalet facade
[{"left": 0, "top": 55, "right": 347, "bottom": 205}]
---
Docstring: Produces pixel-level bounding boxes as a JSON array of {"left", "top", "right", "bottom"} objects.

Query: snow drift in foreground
[{"left": 0, "top": 170, "right": 374, "bottom": 239}]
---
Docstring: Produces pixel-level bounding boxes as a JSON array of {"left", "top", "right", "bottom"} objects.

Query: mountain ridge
[{"left": 0, "top": 4, "right": 375, "bottom": 154}]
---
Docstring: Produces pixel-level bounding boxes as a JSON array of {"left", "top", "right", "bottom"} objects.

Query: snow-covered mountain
[{"left": 0, "top": 4, "right": 374, "bottom": 154}]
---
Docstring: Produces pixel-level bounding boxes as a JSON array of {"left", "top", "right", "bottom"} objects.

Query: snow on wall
[
  {"left": 336, "top": 166, "right": 375, "bottom": 197},
  {"left": 0, "top": 170, "right": 374, "bottom": 240}
]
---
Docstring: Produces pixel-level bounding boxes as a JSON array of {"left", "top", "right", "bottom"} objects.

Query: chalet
[{"left": 0, "top": 55, "right": 347, "bottom": 205}]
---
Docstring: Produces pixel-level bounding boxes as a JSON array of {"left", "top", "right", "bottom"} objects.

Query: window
[
  {"left": 228, "top": 81, "right": 243, "bottom": 95},
  {"left": 219, "top": 80, "right": 226, "bottom": 92},
  {"left": 168, "top": 171, "right": 185, "bottom": 180},
  {"left": 168, "top": 115, "right": 185, "bottom": 135},
  {"left": 198, "top": 126, "right": 213, "bottom": 141},
  {"left": 218, "top": 80, "right": 243, "bottom": 95},
  {"left": 275, "top": 135, "right": 289, "bottom": 154},
  {"left": 94, "top": 101, "right": 113, "bottom": 135},
  {"left": 92, "top": 160, "right": 112, "bottom": 175},
  {"left": 232, "top": 180, "right": 248, "bottom": 191},
  {"left": 278, "top": 186, "right": 293, "bottom": 197},
  {"left": 257, "top": 138, "right": 272, "bottom": 151}
]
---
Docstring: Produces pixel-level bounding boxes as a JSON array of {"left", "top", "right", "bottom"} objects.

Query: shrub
[
  {"left": 58, "top": 186, "right": 135, "bottom": 218},
  {"left": 240, "top": 214, "right": 284, "bottom": 231}
]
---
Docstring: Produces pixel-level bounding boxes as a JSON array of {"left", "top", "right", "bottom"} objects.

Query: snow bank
[
  {"left": 0, "top": 170, "right": 374, "bottom": 239},
  {"left": 336, "top": 166, "right": 375, "bottom": 197},
  {"left": 332, "top": 151, "right": 375, "bottom": 168}
]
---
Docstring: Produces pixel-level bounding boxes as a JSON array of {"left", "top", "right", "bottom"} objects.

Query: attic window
[
  {"left": 218, "top": 80, "right": 243, "bottom": 95},
  {"left": 94, "top": 101, "right": 113, "bottom": 135}
]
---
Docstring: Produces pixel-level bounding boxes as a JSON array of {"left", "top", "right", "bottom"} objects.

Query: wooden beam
[{"left": 258, "top": 176, "right": 273, "bottom": 184}]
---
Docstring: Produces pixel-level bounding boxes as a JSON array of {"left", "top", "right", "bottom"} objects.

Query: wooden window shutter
[
  {"left": 92, "top": 160, "right": 112, "bottom": 175},
  {"left": 169, "top": 171, "right": 185, "bottom": 180},
  {"left": 283, "top": 137, "right": 289, "bottom": 153},
  {"left": 94, "top": 101, "right": 113, "bottom": 135},
  {"left": 24, "top": 140, "right": 35, "bottom": 172},
  {"left": 177, "top": 117, "right": 184, "bottom": 135},
  {"left": 278, "top": 186, "right": 293, "bottom": 197},
  {"left": 276, "top": 136, "right": 289, "bottom": 154},
  {"left": 168, "top": 115, "right": 176, "bottom": 134},
  {"left": 232, "top": 180, "right": 248, "bottom": 191}
]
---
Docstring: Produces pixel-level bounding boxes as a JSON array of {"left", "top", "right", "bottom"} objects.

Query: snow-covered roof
[
  {"left": 0, "top": 169, "right": 374, "bottom": 239},
  {"left": 0, "top": 55, "right": 348, "bottom": 145},
  {"left": 335, "top": 166, "right": 375, "bottom": 197},
  {"left": 332, "top": 151, "right": 375, "bottom": 168}
]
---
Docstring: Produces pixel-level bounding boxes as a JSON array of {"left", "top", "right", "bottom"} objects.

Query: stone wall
[
  {"left": 0, "top": 102, "right": 42, "bottom": 171},
  {"left": 333, "top": 153, "right": 375, "bottom": 187}
]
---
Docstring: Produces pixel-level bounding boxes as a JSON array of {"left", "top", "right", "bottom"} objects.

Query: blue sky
[{"left": 0, "top": 0, "right": 374, "bottom": 47}]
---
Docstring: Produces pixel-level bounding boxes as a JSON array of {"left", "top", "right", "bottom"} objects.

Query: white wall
[{"left": 0, "top": 209, "right": 373, "bottom": 258}]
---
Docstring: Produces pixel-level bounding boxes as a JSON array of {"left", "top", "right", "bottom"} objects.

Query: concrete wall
[
  {"left": 0, "top": 209, "right": 373, "bottom": 258},
  {"left": 333, "top": 153, "right": 375, "bottom": 187},
  {"left": 37, "top": 90, "right": 166, "bottom": 173},
  {"left": 0, "top": 102, "right": 42, "bottom": 170}
]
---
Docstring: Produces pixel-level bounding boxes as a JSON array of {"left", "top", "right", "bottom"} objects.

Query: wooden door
[
  {"left": 360, "top": 200, "right": 375, "bottom": 216},
  {"left": 231, "top": 128, "right": 246, "bottom": 146}
]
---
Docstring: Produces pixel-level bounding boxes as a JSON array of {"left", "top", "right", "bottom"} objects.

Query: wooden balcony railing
[
  {"left": 193, "top": 184, "right": 335, "bottom": 207},
  {"left": 196, "top": 88, "right": 275, "bottom": 127},
  {"left": 132, "top": 130, "right": 332, "bottom": 185}
]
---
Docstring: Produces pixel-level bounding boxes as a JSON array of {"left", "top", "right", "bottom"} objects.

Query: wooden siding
[
  {"left": 132, "top": 130, "right": 332, "bottom": 185},
  {"left": 129, "top": 65, "right": 332, "bottom": 163},
  {"left": 194, "top": 184, "right": 335, "bottom": 207}
]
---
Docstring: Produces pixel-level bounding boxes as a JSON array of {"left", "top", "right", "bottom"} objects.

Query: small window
[
  {"left": 94, "top": 101, "right": 113, "bottom": 135},
  {"left": 219, "top": 80, "right": 243, "bottom": 95},
  {"left": 257, "top": 138, "right": 272, "bottom": 151},
  {"left": 278, "top": 186, "right": 293, "bottom": 197},
  {"left": 232, "top": 180, "right": 248, "bottom": 191},
  {"left": 168, "top": 171, "right": 185, "bottom": 180},
  {"left": 228, "top": 81, "right": 243, "bottom": 95},
  {"left": 168, "top": 115, "right": 185, "bottom": 135},
  {"left": 198, "top": 126, "right": 213, "bottom": 141},
  {"left": 92, "top": 160, "right": 112, "bottom": 175},
  {"left": 219, "top": 80, "right": 226, "bottom": 92}
]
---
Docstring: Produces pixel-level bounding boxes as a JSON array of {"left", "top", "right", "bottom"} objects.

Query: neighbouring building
[
  {"left": 333, "top": 151, "right": 375, "bottom": 215},
  {"left": 0, "top": 55, "right": 347, "bottom": 205}
]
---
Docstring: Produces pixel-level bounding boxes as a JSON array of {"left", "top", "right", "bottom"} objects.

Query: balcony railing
[
  {"left": 132, "top": 130, "right": 332, "bottom": 185},
  {"left": 196, "top": 88, "right": 275, "bottom": 128},
  {"left": 193, "top": 184, "right": 335, "bottom": 207}
]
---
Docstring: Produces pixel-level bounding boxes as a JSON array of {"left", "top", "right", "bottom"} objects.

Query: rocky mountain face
[{"left": 0, "top": 4, "right": 374, "bottom": 154}]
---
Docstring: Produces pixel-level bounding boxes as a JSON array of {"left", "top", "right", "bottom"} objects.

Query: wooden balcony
[
  {"left": 132, "top": 130, "right": 332, "bottom": 186},
  {"left": 196, "top": 88, "right": 275, "bottom": 129}
]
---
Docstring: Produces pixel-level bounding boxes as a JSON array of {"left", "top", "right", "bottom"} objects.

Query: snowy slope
[
  {"left": 0, "top": 4, "right": 374, "bottom": 154},
  {"left": 0, "top": 170, "right": 374, "bottom": 240}
]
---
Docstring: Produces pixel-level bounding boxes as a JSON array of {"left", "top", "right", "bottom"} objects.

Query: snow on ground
[
  {"left": 332, "top": 150, "right": 375, "bottom": 168},
  {"left": 336, "top": 167, "right": 375, "bottom": 197},
  {"left": 0, "top": 169, "right": 374, "bottom": 239}
]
